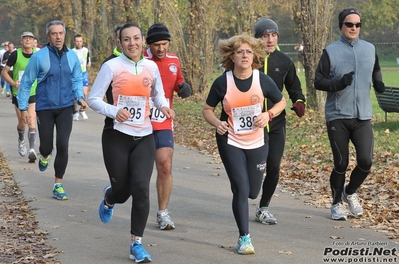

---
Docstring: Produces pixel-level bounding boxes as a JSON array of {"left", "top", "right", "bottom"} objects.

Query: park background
[
  {"left": 0, "top": 0, "right": 398, "bottom": 251},
  {"left": 1, "top": 0, "right": 399, "bottom": 102}
]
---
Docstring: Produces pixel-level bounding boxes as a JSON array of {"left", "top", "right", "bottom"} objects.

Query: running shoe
[
  {"left": 156, "top": 209, "right": 175, "bottom": 230},
  {"left": 38, "top": 154, "right": 51, "bottom": 171},
  {"left": 342, "top": 186, "right": 364, "bottom": 217},
  {"left": 130, "top": 241, "right": 152, "bottom": 262},
  {"left": 0, "top": 88, "right": 4, "bottom": 94},
  {"left": 331, "top": 202, "right": 347, "bottom": 220},
  {"left": 255, "top": 206, "right": 277, "bottom": 225},
  {"left": 80, "top": 111, "right": 88, "bottom": 120},
  {"left": 236, "top": 234, "right": 255, "bottom": 255},
  {"left": 6, "top": 92, "right": 10, "bottom": 97},
  {"left": 28, "top": 149, "right": 37, "bottom": 163},
  {"left": 73, "top": 112, "right": 80, "bottom": 121},
  {"left": 53, "top": 183, "right": 69, "bottom": 200},
  {"left": 18, "top": 139, "right": 27, "bottom": 157},
  {"left": 98, "top": 186, "right": 114, "bottom": 224}
]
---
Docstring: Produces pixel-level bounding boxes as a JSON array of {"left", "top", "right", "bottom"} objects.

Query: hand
[
  {"left": 161, "top": 107, "right": 175, "bottom": 119},
  {"left": 115, "top": 108, "right": 131, "bottom": 123},
  {"left": 374, "top": 80, "right": 385, "bottom": 93},
  {"left": 291, "top": 101, "right": 305, "bottom": 117},
  {"left": 79, "top": 98, "right": 88, "bottom": 111},
  {"left": 216, "top": 121, "right": 229, "bottom": 135},
  {"left": 177, "top": 82, "right": 192, "bottom": 98},
  {"left": 20, "top": 110, "right": 31, "bottom": 124},
  {"left": 254, "top": 112, "right": 269, "bottom": 128},
  {"left": 340, "top": 71, "right": 354, "bottom": 89}
]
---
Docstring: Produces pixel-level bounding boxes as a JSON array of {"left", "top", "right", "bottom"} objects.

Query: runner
[
  {"left": 144, "top": 23, "right": 192, "bottom": 230},
  {"left": 88, "top": 23, "right": 175, "bottom": 263},
  {"left": 1, "top": 32, "right": 38, "bottom": 162},
  {"left": 72, "top": 34, "right": 91, "bottom": 120},
  {"left": 17, "top": 20, "right": 88, "bottom": 200},
  {"left": 203, "top": 33, "right": 286, "bottom": 255}
]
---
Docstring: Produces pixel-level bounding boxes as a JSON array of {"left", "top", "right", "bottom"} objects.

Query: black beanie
[
  {"left": 254, "top": 17, "right": 279, "bottom": 38},
  {"left": 146, "top": 23, "right": 171, "bottom": 44},
  {"left": 338, "top": 8, "right": 361, "bottom": 29}
]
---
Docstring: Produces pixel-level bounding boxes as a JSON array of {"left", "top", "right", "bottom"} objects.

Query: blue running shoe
[
  {"left": 38, "top": 154, "right": 51, "bottom": 171},
  {"left": 236, "top": 234, "right": 255, "bottom": 254},
  {"left": 129, "top": 242, "right": 152, "bottom": 263},
  {"left": 98, "top": 186, "right": 114, "bottom": 224},
  {"left": 53, "top": 183, "right": 69, "bottom": 200}
]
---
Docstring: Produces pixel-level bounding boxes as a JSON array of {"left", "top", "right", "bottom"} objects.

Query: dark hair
[
  {"left": 74, "top": 34, "right": 83, "bottom": 40},
  {"left": 114, "top": 25, "right": 124, "bottom": 38},
  {"left": 119, "top": 23, "right": 142, "bottom": 42}
]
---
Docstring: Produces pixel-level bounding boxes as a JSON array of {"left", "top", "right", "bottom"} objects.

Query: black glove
[
  {"left": 374, "top": 80, "right": 385, "bottom": 93},
  {"left": 291, "top": 101, "right": 305, "bottom": 117},
  {"left": 339, "top": 71, "right": 354, "bottom": 90},
  {"left": 178, "top": 82, "right": 192, "bottom": 98}
]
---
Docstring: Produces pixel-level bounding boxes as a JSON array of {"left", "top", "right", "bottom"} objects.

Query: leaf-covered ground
[{"left": 0, "top": 151, "right": 61, "bottom": 263}]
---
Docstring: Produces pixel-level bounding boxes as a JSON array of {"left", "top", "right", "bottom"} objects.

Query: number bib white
[
  {"left": 231, "top": 103, "right": 261, "bottom": 134},
  {"left": 149, "top": 98, "right": 169, "bottom": 123},
  {"left": 117, "top": 95, "right": 146, "bottom": 124}
]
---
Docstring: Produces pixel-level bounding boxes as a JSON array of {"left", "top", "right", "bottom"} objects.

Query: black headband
[{"left": 338, "top": 8, "right": 361, "bottom": 29}]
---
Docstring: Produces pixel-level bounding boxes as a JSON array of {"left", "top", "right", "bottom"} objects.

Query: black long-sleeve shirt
[{"left": 259, "top": 50, "right": 306, "bottom": 129}]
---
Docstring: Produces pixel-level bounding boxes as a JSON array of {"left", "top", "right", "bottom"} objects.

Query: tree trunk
[
  {"left": 181, "top": 0, "right": 219, "bottom": 94},
  {"left": 70, "top": 0, "right": 82, "bottom": 36},
  {"left": 82, "top": 0, "right": 95, "bottom": 54},
  {"left": 293, "top": 0, "right": 335, "bottom": 110}
]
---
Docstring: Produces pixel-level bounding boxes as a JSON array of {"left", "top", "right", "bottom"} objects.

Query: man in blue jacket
[{"left": 17, "top": 20, "right": 88, "bottom": 201}]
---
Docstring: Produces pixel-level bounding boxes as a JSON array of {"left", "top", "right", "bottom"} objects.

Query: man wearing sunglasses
[{"left": 314, "top": 8, "right": 385, "bottom": 221}]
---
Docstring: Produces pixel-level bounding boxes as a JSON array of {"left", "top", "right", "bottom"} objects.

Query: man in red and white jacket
[{"left": 144, "top": 23, "right": 191, "bottom": 231}]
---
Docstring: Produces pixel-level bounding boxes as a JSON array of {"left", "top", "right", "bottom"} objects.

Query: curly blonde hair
[{"left": 218, "top": 33, "right": 266, "bottom": 71}]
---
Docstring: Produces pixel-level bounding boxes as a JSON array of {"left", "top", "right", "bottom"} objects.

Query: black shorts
[
  {"left": 12, "top": 95, "right": 36, "bottom": 107},
  {"left": 297, "top": 52, "right": 303, "bottom": 61}
]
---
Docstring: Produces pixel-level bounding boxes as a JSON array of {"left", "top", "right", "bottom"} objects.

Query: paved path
[{"left": 0, "top": 95, "right": 397, "bottom": 264}]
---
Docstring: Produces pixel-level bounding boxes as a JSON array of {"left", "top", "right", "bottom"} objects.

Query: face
[
  {"left": 21, "top": 36, "right": 34, "bottom": 49},
  {"left": 120, "top": 26, "right": 144, "bottom": 62},
  {"left": 260, "top": 32, "right": 278, "bottom": 53},
  {"left": 341, "top": 14, "right": 361, "bottom": 41},
  {"left": 74, "top": 36, "right": 83, "bottom": 49},
  {"left": 47, "top": 24, "right": 65, "bottom": 50},
  {"left": 33, "top": 39, "right": 38, "bottom": 47},
  {"left": 149, "top": 40, "right": 169, "bottom": 59},
  {"left": 230, "top": 43, "right": 254, "bottom": 71},
  {"left": 4, "top": 43, "right": 9, "bottom": 51},
  {"left": 8, "top": 43, "right": 14, "bottom": 51}
]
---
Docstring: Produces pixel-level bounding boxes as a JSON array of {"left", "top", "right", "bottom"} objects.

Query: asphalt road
[{"left": 0, "top": 95, "right": 397, "bottom": 264}]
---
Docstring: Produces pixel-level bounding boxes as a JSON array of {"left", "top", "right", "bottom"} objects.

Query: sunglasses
[{"left": 344, "top": 22, "right": 362, "bottom": 28}]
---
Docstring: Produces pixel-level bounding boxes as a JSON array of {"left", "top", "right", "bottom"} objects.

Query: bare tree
[
  {"left": 293, "top": 0, "right": 335, "bottom": 109},
  {"left": 156, "top": 0, "right": 220, "bottom": 94}
]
